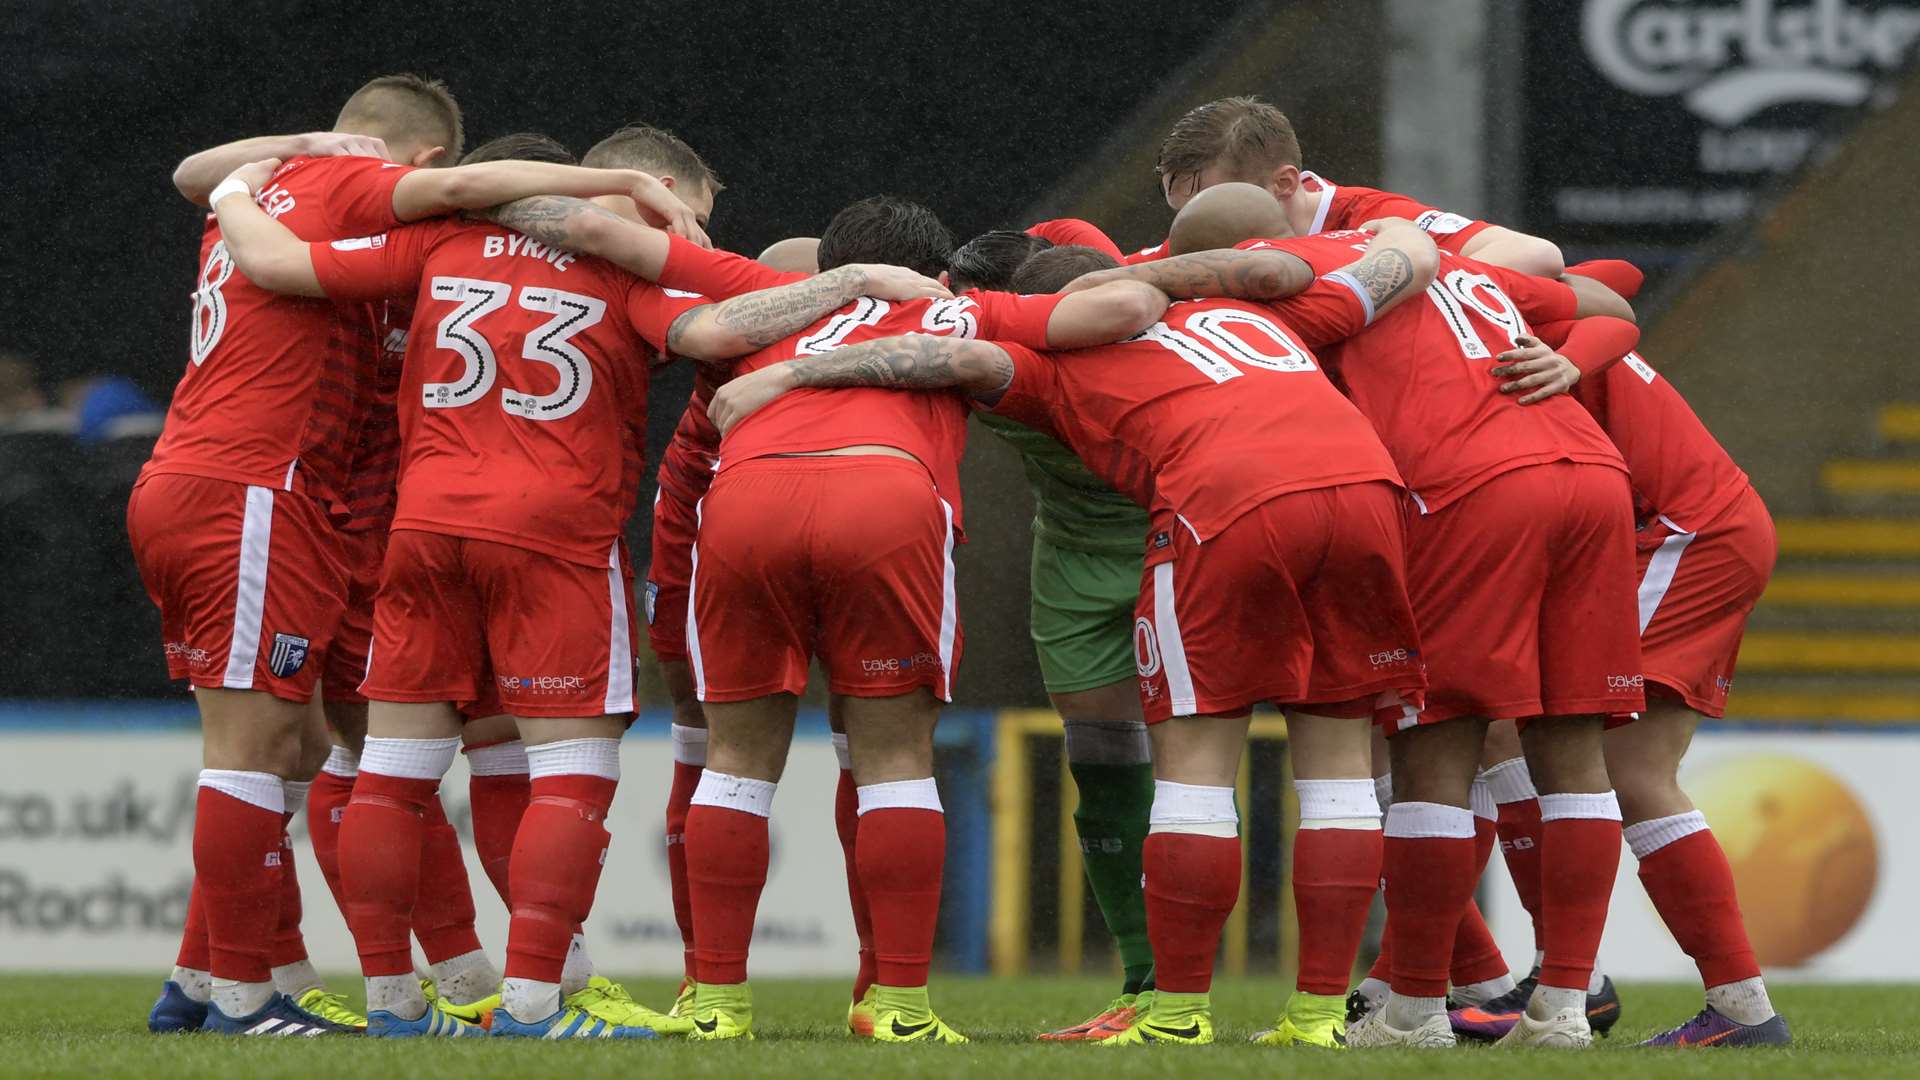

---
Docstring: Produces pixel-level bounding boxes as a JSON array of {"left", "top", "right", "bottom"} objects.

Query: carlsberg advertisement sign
[{"left": 1525, "top": 0, "right": 1920, "bottom": 245}]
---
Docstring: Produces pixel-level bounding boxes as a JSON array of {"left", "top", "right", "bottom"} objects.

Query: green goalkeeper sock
[{"left": 1069, "top": 760, "right": 1156, "bottom": 993}]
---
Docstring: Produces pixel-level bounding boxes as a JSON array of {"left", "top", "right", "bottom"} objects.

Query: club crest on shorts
[
  {"left": 1134, "top": 617, "right": 1162, "bottom": 678},
  {"left": 267, "top": 633, "right": 310, "bottom": 678}
]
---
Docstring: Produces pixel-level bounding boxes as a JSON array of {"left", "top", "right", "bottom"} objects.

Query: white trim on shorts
[
  {"left": 604, "top": 539, "right": 635, "bottom": 714},
  {"left": 686, "top": 497, "right": 708, "bottom": 700},
  {"left": 1637, "top": 528, "right": 1697, "bottom": 636},
  {"left": 936, "top": 497, "right": 959, "bottom": 702},
  {"left": 1151, "top": 561, "right": 1197, "bottom": 715},
  {"left": 222, "top": 485, "right": 275, "bottom": 688}
]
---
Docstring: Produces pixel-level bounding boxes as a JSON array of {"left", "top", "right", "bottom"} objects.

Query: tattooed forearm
[
  {"left": 786, "top": 335, "right": 966, "bottom": 390},
  {"left": 474, "top": 194, "right": 627, "bottom": 252},
  {"left": 1091, "top": 250, "right": 1309, "bottom": 300},
  {"left": 670, "top": 265, "right": 869, "bottom": 354},
  {"left": 1345, "top": 248, "right": 1417, "bottom": 311}
]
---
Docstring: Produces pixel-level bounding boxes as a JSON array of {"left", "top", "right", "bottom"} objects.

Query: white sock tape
[
  {"left": 465, "top": 739, "right": 528, "bottom": 777},
  {"left": 691, "top": 770, "right": 776, "bottom": 817},
  {"left": 198, "top": 769, "right": 285, "bottom": 813},
  {"left": 1538, "top": 790, "right": 1622, "bottom": 822},
  {"left": 856, "top": 777, "right": 943, "bottom": 815},
  {"left": 1383, "top": 800, "right": 1475, "bottom": 839},
  {"left": 360, "top": 737, "right": 460, "bottom": 781},
  {"left": 671, "top": 724, "right": 709, "bottom": 768}
]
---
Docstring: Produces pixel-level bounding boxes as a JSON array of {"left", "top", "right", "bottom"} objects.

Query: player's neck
[{"left": 1281, "top": 185, "right": 1323, "bottom": 239}]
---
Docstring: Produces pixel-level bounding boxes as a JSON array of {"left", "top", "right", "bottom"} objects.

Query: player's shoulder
[{"left": 271, "top": 152, "right": 399, "bottom": 188}]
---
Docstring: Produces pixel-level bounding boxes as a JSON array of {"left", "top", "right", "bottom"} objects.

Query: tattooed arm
[
  {"left": 707, "top": 335, "right": 1011, "bottom": 434},
  {"left": 1334, "top": 218, "right": 1438, "bottom": 320},
  {"left": 665, "top": 265, "right": 950, "bottom": 361},
  {"left": 1057, "top": 248, "right": 1315, "bottom": 300},
  {"left": 476, "top": 194, "right": 677, "bottom": 277}
]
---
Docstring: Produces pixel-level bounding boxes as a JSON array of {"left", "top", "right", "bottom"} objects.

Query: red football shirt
[
  {"left": 721, "top": 291, "right": 1064, "bottom": 528},
  {"left": 141, "top": 154, "right": 416, "bottom": 518},
  {"left": 1027, "top": 218, "right": 1124, "bottom": 260},
  {"left": 1555, "top": 343, "right": 1751, "bottom": 533},
  {"left": 989, "top": 291, "right": 1399, "bottom": 551},
  {"left": 309, "top": 220, "right": 711, "bottom": 568},
  {"left": 1256, "top": 232, "right": 1625, "bottom": 513},
  {"left": 1126, "top": 170, "right": 1493, "bottom": 264},
  {"left": 649, "top": 246, "right": 808, "bottom": 509}
]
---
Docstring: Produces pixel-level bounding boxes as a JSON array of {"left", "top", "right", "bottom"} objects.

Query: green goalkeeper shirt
[{"left": 976, "top": 412, "right": 1146, "bottom": 556}]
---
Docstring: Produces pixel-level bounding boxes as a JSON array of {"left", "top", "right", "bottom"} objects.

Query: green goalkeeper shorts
[{"left": 1029, "top": 534, "right": 1143, "bottom": 694}]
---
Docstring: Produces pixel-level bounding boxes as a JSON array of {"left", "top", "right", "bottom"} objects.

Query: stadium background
[{"left": 4, "top": 0, "right": 1919, "bottom": 988}]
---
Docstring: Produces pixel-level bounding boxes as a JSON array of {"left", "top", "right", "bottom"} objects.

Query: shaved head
[
  {"left": 757, "top": 236, "right": 820, "bottom": 275},
  {"left": 1169, "top": 181, "right": 1291, "bottom": 255}
]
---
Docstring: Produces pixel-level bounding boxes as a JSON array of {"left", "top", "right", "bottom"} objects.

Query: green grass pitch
[{"left": 4, "top": 975, "right": 1917, "bottom": 1078}]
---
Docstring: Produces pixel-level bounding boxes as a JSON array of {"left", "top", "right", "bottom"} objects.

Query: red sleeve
[
  {"left": 971, "top": 290, "right": 1066, "bottom": 348},
  {"left": 302, "top": 156, "right": 416, "bottom": 238},
  {"left": 1335, "top": 187, "right": 1491, "bottom": 254},
  {"left": 981, "top": 343, "right": 1065, "bottom": 437},
  {"left": 307, "top": 223, "right": 436, "bottom": 302},
  {"left": 1565, "top": 259, "right": 1645, "bottom": 300},
  {"left": 1123, "top": 241, "right": 1169, "bottom": 264},
  {"left": 1265, "top": 278, "right": 1371, "bottom": 349},
  {"left": 655, "top": 234, "right": 805, "bottom": 297},
  {"left": 1553, "top": 316, "right": 1639, "bottom": 378},
  {"left": 625, "top": 278, "right": 716, "bottom": 352},
  {"left": 1477, "top": 261, "right": 1579, "bottom": 325},
  {"left": 1026, "top": 219, "right": 1123, "bottom": 260}
]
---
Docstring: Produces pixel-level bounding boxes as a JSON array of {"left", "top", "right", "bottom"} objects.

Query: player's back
[
  {"left": 1268, "top": 234, "right": 1623, "bottom": 513},
  {"left": 997, "top": 296, "right": 1400, "bottom": 542},
  {"left": 722, "top": 291, "right": 1056, "bottom": 527},
  {"left": 1573, "top": 349, "right": 1750, "bottom": 531},
  {"left": 387, "top": 220, "right": 660, "bottom": 567},
  {"left": 143, "top": 155, "right": 413, "bottom": 517}
]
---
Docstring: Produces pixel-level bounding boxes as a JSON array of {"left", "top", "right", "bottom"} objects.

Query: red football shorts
[
  {"left": 645, "top": 484, "right": 699, "bottom": 664},
  {"left": 1397, "top": 462, "right": 1645, "bottom": 730},
  {"left": 360, "top": 529, "right": 640, "bottom": 718},
  {"left": 321, "top": 526, "right": 386, "bottom": 705},
  {"left": 126, "top": 474, "right": 348, "bottom": 704},
  {"left": 688, "top": 456, "right": 961, "bottom": 702},
  {"left": 1636, "top": 485, "right": 1776, "bottom": 718},
  {"left": 1134, "top": 482, "right": 1426, "bottom": 723}
]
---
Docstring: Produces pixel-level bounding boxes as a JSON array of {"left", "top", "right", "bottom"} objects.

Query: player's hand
[
  {"left": 852, "top": 264, "right": 952, "bottom": 302},
  {"left": 629, "top": 172, "right": 712, "bottom": 249},
  {"left": 223, "top": 158, "right": 283, "bottom": 197},
  {"left": 300, "top": 131, "right": 391, "bottom": 162},
  {"left": 1491, "top": 336, "right": 1579, "bottom": 404},
  {"left": 708, "top": 363, "right": 798, "bottom": 435},
  {"left": 1357, "top": 216, "right": 1418, "bottom": 234}
]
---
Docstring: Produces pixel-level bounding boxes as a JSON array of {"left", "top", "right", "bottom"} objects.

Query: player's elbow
[
  {"left": 954, "top": 342, "right": 1013, "bottom": 395},
  {"left": 1477, "top": 231, "right": 1565, "bottom": 279},
  {"left": 1077, "top": 281, "right": 1167, "bottom": 344},
  {"left": 172, "top": 157, "right": 212, "bottom": 206}
]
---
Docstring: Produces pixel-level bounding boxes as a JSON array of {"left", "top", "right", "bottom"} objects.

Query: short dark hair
[
  {"left": 1157, "top": 95, "right": 1302, "bottom": 185},
  {"left": 1010, "top": 245, "right": 1121, "bottom": 294},
  {"left": 583, "top": 124, "right": 723, "bottom": 194},
  {"left": 336, "top": 73, "right": 464, "bottom": 161},
  {"left": 947, "top": 230, "right": 1052, "bottom": 293},
  {"left": 460, "top": 132, "right": 575, "bottom": 166},
  {"left": 816, "top": 196, "right": 954, "bottom": 279}
]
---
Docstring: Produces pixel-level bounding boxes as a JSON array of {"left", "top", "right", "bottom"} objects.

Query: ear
[
  {"left": 658, "top": 174, "right": 678, "bottom": 191},
  {"left": 1266, "top": 164, "right": 1301, "bottom": 200},
  {"left": 938, "top": 270, "right": 951, "bottom": 288},
  {"left": 414, "top": 145, "right": 449, "bottom": 168}
]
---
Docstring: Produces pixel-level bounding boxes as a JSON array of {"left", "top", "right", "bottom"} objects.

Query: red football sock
[
  {"left": 855, "top": 805, "right": 944, "bottom": 988},
  {"left": 192, "top": 782, "right": 285, "bottom": 984},
  {"left": 268, "top": 814, "right": 307, "bottom": 968},
  {"left": 1496, "top": 797, "right": 1545, "bottom": 954},
  {"left": 1382, "top": 803, "right": 1477, "bottom": 998},
  {"left": 1368, "top": 915, "right": 1392, "bottom": 983},
  {"left": 1292, "top": 827, "right": 1382, "bottom": 995},
  {"left": 836, "top": 769, "right": 877, "bottom": 1000},
  {"left": 505, "top": 775, "right": 617, "bottom": 984},
  {"left": 339, "top": 771, "right": 437, "bottom": 977},
  {"left": 685, "top": 802, "right": 770, "bottom": 985},
  {"left": 1449, "top": 813, "right": 1508, "bottom": 985},
  {"left": 1143, "top": 832, "right": 1241, "bottom": 993},
  {"left": 1536, "top": 793, "right": 1622, "bottom": 991},
  {"left": 1638, "top": 827, "right": 1760, "bottom": 988},
  {"left": 306, "top": 769, "right": 356, "bottom": 909},
  {"left": 470, "top": 771, "right": 531, "bottom": 907},
  {"left": 665, "top": 757, "right": 701, "bottom": 981},
  {"left": 411, "top": 794, "right": 484, "bottom": 964},
  {"left": 176, "top": 880, "right": 210, "bottom": 972}
]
